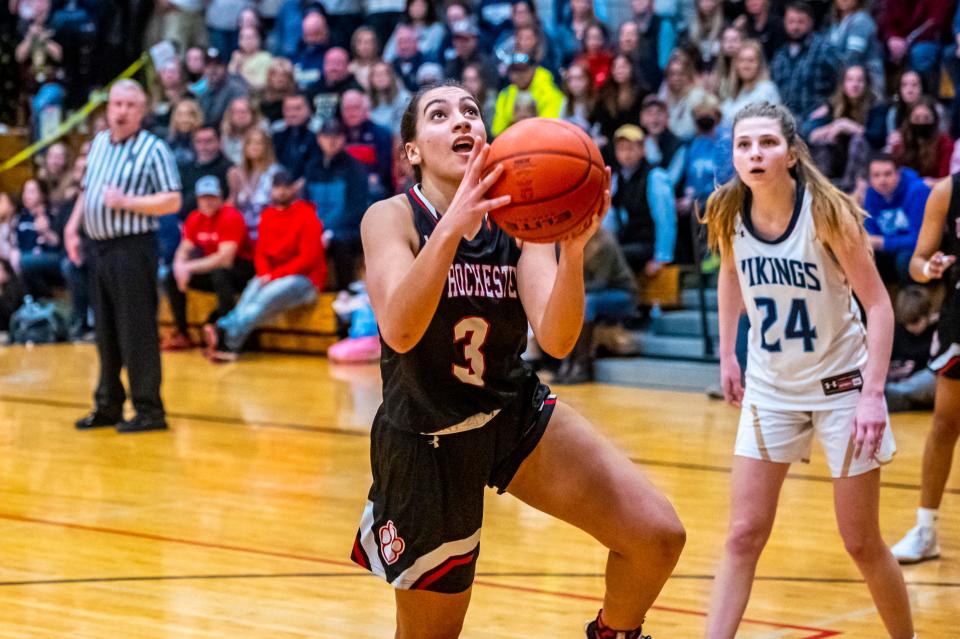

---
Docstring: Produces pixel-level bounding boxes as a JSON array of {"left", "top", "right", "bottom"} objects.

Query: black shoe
[
  {"left": 117, "top": 414, "right": 168, "bottom": 433},
  {"left": 75, "top": 410, "right": 122, "bottom": 430},
  {"left": 585, "top": 619, "right": 650, "bottom": 639}
]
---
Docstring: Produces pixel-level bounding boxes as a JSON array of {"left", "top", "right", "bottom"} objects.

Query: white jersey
[{"left": 733, "top": 184, "right": 868, "bottom": 410}]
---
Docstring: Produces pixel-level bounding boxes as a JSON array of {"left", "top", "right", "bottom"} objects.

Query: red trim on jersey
[
  {"left": 408, "top": 186, "right": 438, "bottom": 225},
  {"left": 941, "top": 355, "right": 960, "bottom": 374},
  {"left": 411, "top": 550, "right": 477, "bottom": 590}
]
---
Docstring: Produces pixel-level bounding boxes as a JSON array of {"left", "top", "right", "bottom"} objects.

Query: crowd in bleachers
[{"left": 0, "top": 0, "right": 952, "bottom": 384}]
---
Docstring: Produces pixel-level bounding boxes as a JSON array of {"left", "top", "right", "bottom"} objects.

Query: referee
[{"left": 64, "top": 79, "right": 182, "bottom": 433}]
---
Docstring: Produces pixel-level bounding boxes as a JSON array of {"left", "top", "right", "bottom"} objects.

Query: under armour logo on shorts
[{"left": 379, "top": 520, "right": 406, "bottom": 565}]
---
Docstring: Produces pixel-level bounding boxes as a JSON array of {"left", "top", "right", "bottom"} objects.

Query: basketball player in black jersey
[
  {"left": 892, "top": 174, "right": 960, "bottom": 564},
  {"left": 349, "top": 84, "right": 685, "bottom": 638}
]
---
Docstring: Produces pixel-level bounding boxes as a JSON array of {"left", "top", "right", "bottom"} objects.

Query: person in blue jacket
[
  {"left": 304, "top": 117, "right": 369, "bottom": 290},
  {"left": 863, "top": 153, "right": 931, "bottom": 283}
]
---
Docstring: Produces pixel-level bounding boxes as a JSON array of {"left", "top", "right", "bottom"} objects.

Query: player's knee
[
  {"left": 618, "top": 499, "right": 685, "bottom": 563},
  {"left": 840, "top": 530, "right": 885, "bottom": 564},
  {"left": 725, "top": 522, "right": 770, "bottom": 558},
  {"left": 932, "top": 411, "right": 960, "bottom": 440}
]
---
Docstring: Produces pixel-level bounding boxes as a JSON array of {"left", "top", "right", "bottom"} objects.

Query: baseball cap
[
  {"left": 641, "top": 94, "right": 667, "bottom": 110},
  {"left": 195, "top": 175, "right": 222, "bottom": 197},
  {"left": 272, "top": 168, "right": 297, "bottom": 187},
  {"left": 613, "top": 124, "right": 645, "bottom": 143},
  {"left": 451, "top": 19, "right": 479, "bottom": 38},
  {"left": 507, "top": 52, "right": 532, "bottom": 69},
  {"left": 205, "top": 47, "right": 227, "bottom": 65}
]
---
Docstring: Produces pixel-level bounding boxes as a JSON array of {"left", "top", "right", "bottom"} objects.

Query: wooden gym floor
[{"left": 0, "top": 344, "right": 956, "bottom": 638}]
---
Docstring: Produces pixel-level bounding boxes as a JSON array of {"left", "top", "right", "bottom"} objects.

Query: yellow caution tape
[{"left": 0, "top": 52, "right": 151, "bottom": 174}]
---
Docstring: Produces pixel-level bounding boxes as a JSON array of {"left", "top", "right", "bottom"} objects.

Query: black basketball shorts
[{"left": 349, "top": 383, "right": 555, "bottom": 593}]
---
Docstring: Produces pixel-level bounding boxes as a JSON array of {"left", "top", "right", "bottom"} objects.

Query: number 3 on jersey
[
  {"left": 453, "top": 317, "right": 490, "bottom": 387},
  {"left": 755, "top": 297, "right": 817, "bottom": 352}
]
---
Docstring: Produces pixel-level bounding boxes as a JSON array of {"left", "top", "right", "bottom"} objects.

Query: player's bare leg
[
  {"left": 507, "top": 402, "right": 685, "bottom": 631},
  {"left": 704, "top": 456, "right": 789, "bottom": 639},
  {"left": 833, "top": 469, "right": 914, "bottom": 638},
  {"left": 919, "top": 377, "right": 960, "bottom": 510},
  {"left": 395, "top": 587, "right": 472, "bottom": 639}
]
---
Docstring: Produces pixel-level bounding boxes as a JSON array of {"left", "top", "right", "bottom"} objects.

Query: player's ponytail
[{"left": 703, "top": 101, "right": 868, "bottom": 256}]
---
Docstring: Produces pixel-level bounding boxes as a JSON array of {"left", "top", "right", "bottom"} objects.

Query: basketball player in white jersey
[{"left": 702, "top": 102, "right": 915, "bottom": 638}]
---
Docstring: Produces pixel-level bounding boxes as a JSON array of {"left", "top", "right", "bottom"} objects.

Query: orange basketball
[{"left": 481, "top": 118, "right": 605, "bottom": 243}]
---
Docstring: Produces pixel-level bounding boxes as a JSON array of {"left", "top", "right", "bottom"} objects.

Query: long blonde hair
[
  {"left": 731, "top": 40, "right": 770, "bottom": 99},
  {"left": 702, "top": 101, "right": 867, "bottom": 256}
]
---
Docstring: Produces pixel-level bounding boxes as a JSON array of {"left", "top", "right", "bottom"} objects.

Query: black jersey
[
  {"left": 941, "top": 174, "right": 960, "bottom": 344},
  {"left": 377, "top": 184, "right": 538, "bottom": 434}
]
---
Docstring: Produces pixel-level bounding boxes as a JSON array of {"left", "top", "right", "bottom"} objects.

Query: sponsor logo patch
[{"left": 821, "top": 369, "right": 863, "bottom": 396}]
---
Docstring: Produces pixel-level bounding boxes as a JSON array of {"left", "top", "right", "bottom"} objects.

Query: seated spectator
[
  {"left": 554, "top": 227, "right": 639, "bottom": 385},
  {"left": 272, "top": 92, "right": 318, "bottom": 179},
  {"left": 560, "top": 62, "right": 597, "bottom": 132},
  {"left": 886, "top": 70, "right": 930, "bottom": 136},
  {"left": 591, "top": 54, "right": 647, "bottom": 155},
  {"left": 270, "top": 0, "right": 322, "bottom": 59},
  {"left": 178, "top": 125, "right": 235, "bottom": 220},
  {"left": 414, "top": 61, "right": 444, "bottom": 87},
  {"left": 0, "top": 258, "right": 24, "bottom": 332},
  {"left": 260, "top": 57, "right": 297, "bottom": 124},
  {"left": 184, "top": 46, "right": 207, "bottom": 85},
  {"left": 658, "top": 51, "right": 703, "bottom": 140},
  {"left": 341, "top": 89, "right": 395, "bottom": 197},
  {"left": 163, "top": 176, "right": 256, "bottom": 350},
  {"left": 383, "top": 0, "right": 446, "bottom": 63},
  {"left": 36, "top": 142, "right": 75, "bottom": 208},
  {"left": 555, "top": 0, "right": 594, "bottom": 66},
  {"left": 0, "top": 193, "right": 15, "bottom": 266},
  {"left": 166, "top": 98, "right": 205, "bottom": 165},
  {"left": 304, "top": 118, "right": 369, "bottom": 290},
  {"left": 348, "top": 26, "right": 381, "bottom": 90},
  {"left": 770, "top": 1, "right": 838, "bottom": 121},
  {"left": 678, "top": 92, "right": 731, "bottom": 262},
  {"left": 368, "top": 61, "right": 410, "bottom": 135},
  {"left": 150, "top": 60, "right": 192, "bottom": 138},
  {"left": 627, "top": 0, "right": 676, "bottom": 89},
  {"left": 220, "top": 97, "right": 268, "bottom": 165},
  {"left": 511, "top": 92, "right": 538, "bottom": 123},
  {"left": 228, "top": 128, "right": 283, "bottom": 239},
  {"left": 13, "top": 179, "right": 65, "bottom": 299},
  {"left": 683, "top": 0, "right": 724, "bottom": 71},
  {"left": 196, "top": 47, "right": 249, "bottom": 127},
  {"left": 308, "top": 46, "right": 363, "bottom": 126},
  {"left": 435, "top": 0, "right": 472, "bottom": 64},
  {"left": 389, "top": 23, "right": 426, "bottom": 91},
  {"left": 462, "top": 62, "right": 497, "bottom": 136},
  {"left": 156, "top": 0, "right": 207, "bottom": 53},
  {"left": 640, "top": 95, "right": 686, "bottom": 187},
  {"left": 885, "top": 286, "right": 938, "bottom": 411},
  {"left": 863, "top": 153, "right": 930, "bottom": 283},
  {"left": 879, "top": 0, "right": 952, "bottom": 92},
  {"left": 713, "top": 25, "right": 746, "bottom": 101},
  {"left": 720, "top": 39, "right": 780, "bottom": 125},
  {"left": 492, "top": 1, "right": 560, "bottom": 78},
  {"left": 292, "top": 9, "right": 330, "bottom": 89},
  {"left": 574, "top": 21, "right": 613, "bottom": 89},
  {"left": 827, "top": 0, "right": 884, "bottom": 96},
  {"left": 804, "top": 64, "right": 886, "bottom": 191},
  {"left": 14, "top": 0, "right": 63, "bottom": 139},
  {"left": 608, "top": 125, "right": 676, "bottom": 277},
  {"left": 444, "top": 18, "right": 499, "bottom": 90},
  {"left": 207, "top": 169, "right": 326, "bottom": 362},
  {"left": 734, "top": 0, "right": 786, "bottom": 62},
  {"left": 492, "top": 53, "right": 563, "bottom": 136},
  {"left": 228, "top": 25, "right": 273, "bottom": 93},
  {"left": 890, "top": 97, "right": 954, "bottom": 183}
]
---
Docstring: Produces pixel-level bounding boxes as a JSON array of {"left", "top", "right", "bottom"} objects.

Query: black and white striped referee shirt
[{"left": 81, "top": 129, "right": 181, "bottom": 240}]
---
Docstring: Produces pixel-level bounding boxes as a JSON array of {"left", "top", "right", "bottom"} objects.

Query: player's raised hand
[
  {"left": 442, "top": 136, "right": 511, "bottom": 238},
  {"left": 560, "top": 167, "right": 611, "bottom": 251},
  {"left": 852, "top": 392, "right": 886, "bottom": 460},
  {"left": 720, "top": 355, "right": 743, "bottom": 408}
]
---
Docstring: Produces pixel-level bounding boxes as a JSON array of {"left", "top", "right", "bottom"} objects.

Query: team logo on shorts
[{"left": 378, "top": 520, "right": 406, "bottom": 565}]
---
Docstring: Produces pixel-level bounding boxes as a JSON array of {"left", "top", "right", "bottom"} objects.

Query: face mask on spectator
[
  {"left": 695, "top": 115, "right": 717, "bottom": 132},
  {"left": 910, "top": 122, "right": 936, "bottom": 138}
]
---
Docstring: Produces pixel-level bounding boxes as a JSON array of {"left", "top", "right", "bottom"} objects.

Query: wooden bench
[
  {"left": 158, "top": 290, "right": 340, "bottom": 355},
  {"left": 637, "top": 264, "right": 682, "bottom": 308}
]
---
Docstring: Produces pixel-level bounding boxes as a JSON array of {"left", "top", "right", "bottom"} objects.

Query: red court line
[{"left": 0, "top": 513, "right": 841, "bottom": 638}]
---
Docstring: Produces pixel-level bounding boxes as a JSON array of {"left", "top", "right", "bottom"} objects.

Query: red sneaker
[{"left": 585, "top": 611, "right": 649, "bottom": 639}]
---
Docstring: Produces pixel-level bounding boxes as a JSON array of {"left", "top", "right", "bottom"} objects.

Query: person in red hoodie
[{"left": 206, "top": 168, "right": 326, "bottom": 362}]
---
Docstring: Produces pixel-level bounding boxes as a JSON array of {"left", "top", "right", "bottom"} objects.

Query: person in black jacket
[
  {"left": 272, "top": 92, "right": 319, "bottom": 179},
  {"left": 303, "top": 118, "right": 369, "bottom": 290}
]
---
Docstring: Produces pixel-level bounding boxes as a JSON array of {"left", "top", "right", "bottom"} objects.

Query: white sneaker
[{"left": 891, "top": 525, "right": 940, "bottom": 564}]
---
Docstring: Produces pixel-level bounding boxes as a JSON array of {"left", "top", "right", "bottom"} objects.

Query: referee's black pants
[{"left": 90, "top": 233, "right": 164, "bottom": 420}]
